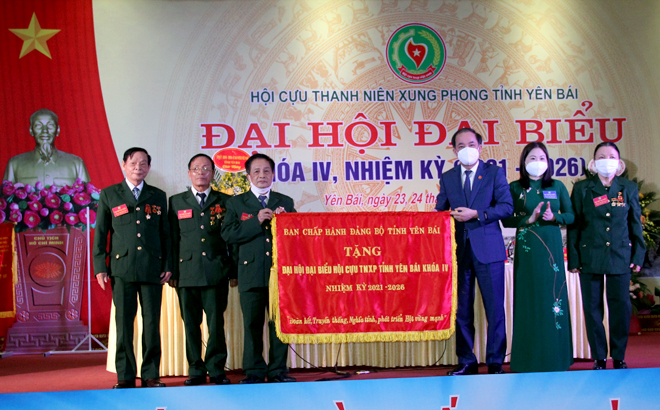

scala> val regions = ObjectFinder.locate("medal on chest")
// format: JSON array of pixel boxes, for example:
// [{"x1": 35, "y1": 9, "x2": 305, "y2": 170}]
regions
[{"x1": 610, "y1": 192, "x2": 626, "y2": 207}]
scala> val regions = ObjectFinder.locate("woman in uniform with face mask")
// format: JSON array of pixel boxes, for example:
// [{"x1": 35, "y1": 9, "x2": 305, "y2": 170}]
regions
[
  {"x1": 503, "y1": 142, "x2": 575, "y2": 372},
  {"x1": 568, "y1": 142, "x2": 645, "y2": 370}
]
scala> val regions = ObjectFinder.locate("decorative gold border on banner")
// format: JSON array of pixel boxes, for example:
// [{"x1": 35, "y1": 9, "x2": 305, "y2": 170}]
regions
[
  {"x1": 276, "y1": 329, "x2": 454, "y2": 344},
  {"x1": 12, "y1": 227, "x2": 16, "y2": 317},
  {"x1": 269, "y1": 216, "x2": 279, "y2": 323},
  {"x1": 0, "y1": 227, "x2": 17, "y2": 319},
  {"x1": 269, "y1": 212, "x2": 459, "y2": 344},
  {"x1": 449, "y1": 215, "x2": 457, "y2": 337}
]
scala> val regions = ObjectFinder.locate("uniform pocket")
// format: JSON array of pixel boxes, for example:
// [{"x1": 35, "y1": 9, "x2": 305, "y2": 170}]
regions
[
  {"x1": 111, "y1": 246, "x2": 128, "y2": 259},
  {"x1": 109, "y1": 246, "x2": 129, "y2": 274},
  {"x1": 579, "y1": 241, "x2": 590, "y2": 266},
  {"x1": 239, "y1": 251, "x2": 255, "y2": 268},
  {"x1": 621, "y1": 239, "x2": 632, "y2": 263},
  {"x1": 113, "y1": 213, "x2": 132, "y2": 226},
  {"x1": 179, "y1": 217, "x2": 196, "y2": 233},
  {"x1": 178, "y1": 250, "x2": 192, "y2": 264}
]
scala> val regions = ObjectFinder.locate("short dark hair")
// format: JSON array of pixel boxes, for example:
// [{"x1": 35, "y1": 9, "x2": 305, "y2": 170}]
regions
[
  {"x1": 451, "y1": 127, "x2": 482, "y2": 147},
  {"x1": 593, "y1": 141, "x2": 620, "y2": 158},
  {"x1": 519, "y1": 142, "x2": 553, "y2": 189},
  {"x1": 245, "y1": 153, "x2": 275, "y2": 173},
  {"x1": 30, "y1": 108, "x2": 58, "y2": 125},
  {"x1": 123, "y1": 147, "x2": 151, "y2": 165},
  {"x1": 188, "y1": 153, "x2": 215, "y2": 171}
]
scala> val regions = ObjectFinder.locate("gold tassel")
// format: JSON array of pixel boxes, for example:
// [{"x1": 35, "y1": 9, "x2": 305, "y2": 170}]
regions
[
  {"x1": 0, "y1": 227, "x2": 17, "y2": 319},
  {"x1": 276, "y1": 329, "x2": 456, "y2": 344},
  {"x1": 268, "y1": 216, "x2": 279, "y2": 324},
  {"x1": 449, "y1": 215, "x2": 457, "y2": 335},
  {"x1": 11, "y1": 228, "x2": 16, "y2": 317}
]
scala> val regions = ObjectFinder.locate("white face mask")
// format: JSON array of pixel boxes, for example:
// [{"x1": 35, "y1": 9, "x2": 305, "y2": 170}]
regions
[
  {"x1": 249, "y1": 180, "x2": 273, "y2": 196},
  {"x1": 457, "y1": 147, "x2": 480, "y2": 166},
  {"x1": 525, "y1": 161, "x2": 548, "y2": 177},
  {"x1": 595, "y1": 159, "x2": 619, "y2": 177}
]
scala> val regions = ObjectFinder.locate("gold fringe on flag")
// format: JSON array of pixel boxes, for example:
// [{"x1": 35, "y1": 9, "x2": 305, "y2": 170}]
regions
[
  {"x1": 268, "y1": 216, "x2": 279, "y2": 323},
  {"x1": 0, "y1": 227, "x2": 17, "y2": 319},
  {"x1": 269, "y1": 212, "x2": 459, "y2": 345}
]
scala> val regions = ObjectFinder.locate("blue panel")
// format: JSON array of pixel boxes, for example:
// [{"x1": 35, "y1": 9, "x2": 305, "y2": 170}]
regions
[{"x1": 1, "y1": 368, "x2": 658, "y2": 410}]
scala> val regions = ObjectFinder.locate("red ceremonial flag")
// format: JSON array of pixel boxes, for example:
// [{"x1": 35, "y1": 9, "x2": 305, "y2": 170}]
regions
[
  {"x1": 271, "y1": 212, "x2": 457, "y2": 343},
  {"x1": 0, "y1": 0, "x2": 123, "y2": 336}
]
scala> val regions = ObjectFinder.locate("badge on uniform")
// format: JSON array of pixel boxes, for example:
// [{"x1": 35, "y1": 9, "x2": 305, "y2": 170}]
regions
[
  {"x1": 611, "y1": 192, "x2": 626, "y2": 207},
  {"x1": 593, "y1": 195, "x2": 609, "y2": 207},
  {"x1": 241, "y1": 213, "x2": 253, "y2": 221},
  {"x1": 543, "y1": 191, "x2": 557, "y2": 199},
  {"x1": 178, "y1": 209, "x2": 193, "y2": 219},
  {"x1": 211, "y1": 204, "x2": 224, "y2": 215},
  {"x1": 112, "y1": 204, "x2": 129, "y2": 217}
]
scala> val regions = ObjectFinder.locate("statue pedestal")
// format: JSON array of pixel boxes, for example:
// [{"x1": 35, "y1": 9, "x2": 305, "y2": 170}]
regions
[{"x1": 6, "y1": 227, "x2": 88, "y2": 353}]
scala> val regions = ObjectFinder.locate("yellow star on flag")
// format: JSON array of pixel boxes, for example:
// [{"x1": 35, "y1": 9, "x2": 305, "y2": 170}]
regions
[{"x1": 9, "y1": 13, "x2": 61, "y2": 59}]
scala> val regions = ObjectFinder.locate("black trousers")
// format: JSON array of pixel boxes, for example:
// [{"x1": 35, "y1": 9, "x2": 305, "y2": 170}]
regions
[
  {"x1": 111, "y1": 277, "x2": 162, "y2": 381},
  {"x1": 239, "y1": 286, "x2": 288, "y2": 379},
  {"x1": 579, "y1": 272, "x2": 632, "y2": 361},
  {"x1": 178, "y1": 281, "x2": 229, "y2": 377}
]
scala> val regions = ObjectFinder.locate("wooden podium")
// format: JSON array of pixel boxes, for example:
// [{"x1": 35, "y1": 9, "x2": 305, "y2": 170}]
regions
[{"x1": 5, "y1": 227, "x2": 88, "y2": 353}]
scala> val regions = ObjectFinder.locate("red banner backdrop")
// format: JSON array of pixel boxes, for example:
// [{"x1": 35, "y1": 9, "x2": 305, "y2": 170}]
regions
[
  {"x1": 0, "y1": 223, "x2": 16, "y2": 351},
  {"x1": 270, "y1": 212, "x2": 456, "y2": 344},
  {"x1": 1, "y1": 0, "x2": 123, "y2": 336}
]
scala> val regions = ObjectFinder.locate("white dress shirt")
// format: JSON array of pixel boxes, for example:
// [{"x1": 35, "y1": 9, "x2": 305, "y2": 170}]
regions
[{"x1": 190, "y1": 186, "x2": 212, "y2": 205}]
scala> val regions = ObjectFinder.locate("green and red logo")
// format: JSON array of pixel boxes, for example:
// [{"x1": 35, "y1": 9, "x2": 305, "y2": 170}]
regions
[{"x1": 386, "y1": 23, "x2": 446, "y2": 84}]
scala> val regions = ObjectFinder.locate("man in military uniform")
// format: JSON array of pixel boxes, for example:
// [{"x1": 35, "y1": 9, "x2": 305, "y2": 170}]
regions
[
  {"x1": 221, "y1": 153, "x2": 296, "y2": 384},
  {"x1": 93, "y1": 147, "x2": 171, "y2": 389},
  {"x1": 3, "y1": 108, "x2": 89, "y2": 186},
  {"x1": 168, "y1": 154, "x2": 237, "y2": 386}
]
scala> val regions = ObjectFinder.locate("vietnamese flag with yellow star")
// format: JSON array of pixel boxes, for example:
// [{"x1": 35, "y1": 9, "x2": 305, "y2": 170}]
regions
[{"x1": 0, "y1": 0, "x2": 122, "y2": 342}]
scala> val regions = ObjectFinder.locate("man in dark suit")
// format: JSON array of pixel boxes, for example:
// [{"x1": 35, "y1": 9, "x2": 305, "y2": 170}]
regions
[
  {"x1": 168, "y1": 153, "x2": 237, "y2": 385},
  {"x1": 93, "y1": 147, "x2": 171, "y2": 389},
  {"x1": 435, "y1": 128, "x2": 513, "y2": 375},
  {"x1": 221, "y1": 153, "x2": 296, "y2": 384}
]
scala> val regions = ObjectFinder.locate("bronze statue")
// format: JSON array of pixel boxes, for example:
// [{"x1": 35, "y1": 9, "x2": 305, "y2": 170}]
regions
[{"x1": 3, "y1": 108, "x2": 90, "y2": 187}]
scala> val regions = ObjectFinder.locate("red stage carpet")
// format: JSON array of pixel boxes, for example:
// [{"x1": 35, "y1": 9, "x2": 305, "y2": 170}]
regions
[{"x1": 1, "y1": 332, "x2": 659, "y2": 393}]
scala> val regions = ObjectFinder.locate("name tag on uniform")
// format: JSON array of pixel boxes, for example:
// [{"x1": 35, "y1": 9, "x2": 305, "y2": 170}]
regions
[
  {"x1": 178, "y1": 209, "x2": 193, "y2": 219},
  {"x1": 112, "y1": 204, "x2": 128, "y2": 217},
  {"x1": 542, "y1": 191, "x2": 557, "y2": 199},
  {"x1": 593, "y1": 195, "x2": 609, "y2": 207}
]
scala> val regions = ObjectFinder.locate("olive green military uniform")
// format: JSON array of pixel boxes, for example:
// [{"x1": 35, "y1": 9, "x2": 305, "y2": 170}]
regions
[
  {"x1": 568, "y1": 175, "x2": 646, "y2": 361},
  {"x1": 93, "y1": 181, "x2": 171, "y2": 382},
  {"x1": 168, "y1": 189, "x2": 237, "y2": 379},
  {"x1": 220, "y1": 191, "x2": 295, "y2": 380}
]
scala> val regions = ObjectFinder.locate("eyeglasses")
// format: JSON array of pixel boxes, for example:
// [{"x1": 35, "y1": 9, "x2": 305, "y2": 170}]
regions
[{"x1": 190, "y1": 166, "x2": 212, "y2": 175}]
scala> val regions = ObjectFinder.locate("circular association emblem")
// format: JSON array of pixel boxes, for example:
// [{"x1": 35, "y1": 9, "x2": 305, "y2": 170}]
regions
[{"x1": 386, "y1": 23, "x2": 446, "y2": 85}]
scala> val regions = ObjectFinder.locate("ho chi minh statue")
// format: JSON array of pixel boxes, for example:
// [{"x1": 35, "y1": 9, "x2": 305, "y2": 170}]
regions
[{"x1": 3, "y1": 108, "x2": 90, "y2": 187}]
